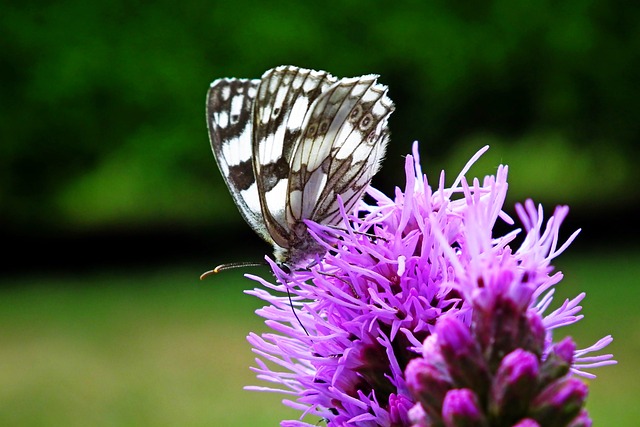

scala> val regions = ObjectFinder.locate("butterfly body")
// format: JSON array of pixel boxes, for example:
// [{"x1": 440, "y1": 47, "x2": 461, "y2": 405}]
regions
[{"x1": 206, "y1": 65, "x2": 394, "y2": 267}]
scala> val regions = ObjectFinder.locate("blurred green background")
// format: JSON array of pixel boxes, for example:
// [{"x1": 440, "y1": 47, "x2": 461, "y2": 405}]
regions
[{"x1": 2, "y1": 0, "x2": 638, "y2": 425}]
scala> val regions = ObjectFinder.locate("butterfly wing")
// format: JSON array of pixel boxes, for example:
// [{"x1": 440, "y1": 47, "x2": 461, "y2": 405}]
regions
[
  {"x1": 287, "y1": 74, "x2": 395, "y2": 230},
  {"x1": 206, "y1": 77, "x2": 275, "y2": 245},
  {"x1": 251, "y1": 65, "x2": 337, "y2": 249},
  {"x1": 207, "y1": 66, "x2": 395, "y2": 267}
]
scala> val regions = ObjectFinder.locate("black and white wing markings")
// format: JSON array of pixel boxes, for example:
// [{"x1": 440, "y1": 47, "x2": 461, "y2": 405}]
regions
[
  {"x1": 206, "y1": 77, "x2": 274, "y2": 244},
  {"x1": 252, "y1": 66, "x2": 337, "y2": 249},
  {"x1": 287, "y1": 74, "x2": 394, "y2": 232},
  {"x1": 206, "y1": 65, "x2": 395, "y2": 267}
]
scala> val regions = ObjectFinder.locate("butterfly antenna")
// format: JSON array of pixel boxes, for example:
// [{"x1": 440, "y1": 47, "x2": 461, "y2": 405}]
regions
[
  {"x1": 326, "y1": 224, "x2": 389, "y2": 242},
  {"x1": 200, "y1": 261, "x2": 266, "y2": 280},
  {"x1": 201, "y1": 261, "x2": 312, "y2": 337},
  {"x1": 286, "y1": 287, "x2": 310, "y2": 336}
]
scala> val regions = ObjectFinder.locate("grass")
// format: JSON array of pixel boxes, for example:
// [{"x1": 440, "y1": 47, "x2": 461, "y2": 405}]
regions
[{"x1": 0, "y1": 252, "x2": 638, "y2": 426}]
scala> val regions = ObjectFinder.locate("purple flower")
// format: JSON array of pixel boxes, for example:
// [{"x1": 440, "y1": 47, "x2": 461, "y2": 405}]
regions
[{"x1": 245, "y1": 143, "x2": 615, "y2": 426}]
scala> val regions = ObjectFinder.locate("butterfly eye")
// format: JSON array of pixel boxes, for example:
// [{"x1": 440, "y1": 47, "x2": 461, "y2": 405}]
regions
[{"x1": 359, "y1": 113, "x2": 374, "y2": 131}]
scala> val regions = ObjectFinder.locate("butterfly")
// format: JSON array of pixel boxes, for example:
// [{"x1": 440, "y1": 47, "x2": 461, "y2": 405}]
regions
[{"x1": 205, "y1": 65, "x2": 394, "y2": 271}]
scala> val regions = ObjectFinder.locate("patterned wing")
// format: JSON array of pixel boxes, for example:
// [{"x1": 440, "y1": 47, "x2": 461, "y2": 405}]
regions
[
  {"x1": 206, "y1": 77, "x2": 274, "y2": 244},
  {"x1": 287, "y1": 74, "x2": 394, "y2": 231},
  {"x1": 251, "y1": 65, "x2": 337, "y2": 249}
]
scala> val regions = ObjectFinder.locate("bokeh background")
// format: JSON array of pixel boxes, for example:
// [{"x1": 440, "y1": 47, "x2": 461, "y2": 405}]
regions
[{"x1": 2, "y1": 1, "x2": 638, "y2": 425}]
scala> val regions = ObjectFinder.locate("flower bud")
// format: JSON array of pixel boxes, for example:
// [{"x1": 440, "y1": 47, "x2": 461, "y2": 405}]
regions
[
  {"x1": 513, "y1": 419, "x2": 541, "y2": 427},
  {"x1": 406, "y1": 357, "x2": 452, "y2": 422},
  {"x1": 442, "y1": 388, "x2": 488, "y2": 427},
  {"x1": 567, "y1": 409, "x2": 592, "y2": 427},
  {"x1": 490, "y1": 349, "x2": 539, "y2": 422},
  {"x1": 437, "y1": 317, "x2": 490, "y2": 396},
  {"x1": 530, "y1": 377, "x2": 588, "y2": 427},
  {"x1": 540, "y1": 337, "x2": 576, "y2": 384}
]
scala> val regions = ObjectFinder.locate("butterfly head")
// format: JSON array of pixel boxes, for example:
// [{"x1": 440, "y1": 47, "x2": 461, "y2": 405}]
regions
[{"x1": 272, "y1": 226, "x2": 326, "y2": 271}]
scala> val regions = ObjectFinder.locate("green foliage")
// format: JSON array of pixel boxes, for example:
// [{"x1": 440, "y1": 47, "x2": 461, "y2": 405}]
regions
[
  {"x1": 2, "y1": 0, "x2": 638, "y2": 230},
  {"x1": 0, "y1": 266, "x2": 299, "y2": 426}
]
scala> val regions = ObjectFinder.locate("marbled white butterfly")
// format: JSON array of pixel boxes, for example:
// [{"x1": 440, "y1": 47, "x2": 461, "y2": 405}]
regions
[{"x1": 205, "y1": 65, "x2": 394, "y2": 270}]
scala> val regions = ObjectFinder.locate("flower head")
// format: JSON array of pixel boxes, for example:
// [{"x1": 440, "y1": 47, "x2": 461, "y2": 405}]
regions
[
  {"x1": 245, "y1": 143, "x2": 614, "y2": 426},
  {"x1": 405, "y1": 284, "x2": 592, "y2": 426}
]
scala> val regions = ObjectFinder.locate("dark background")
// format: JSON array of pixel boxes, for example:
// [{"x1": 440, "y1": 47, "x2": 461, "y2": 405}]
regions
[
  {"x1": 2, "y1": 0, "x2": 638, "y2": 277},
  {"x1": 1, "y1": 2, "x2": 638, "y2": 425}
]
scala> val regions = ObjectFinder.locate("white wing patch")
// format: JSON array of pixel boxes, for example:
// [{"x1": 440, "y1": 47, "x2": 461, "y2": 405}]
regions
[
  {"x1": 287, "y1": 96, "x2": 309, "y2": 131},
  {"x1": 220, "y1": 126, "x2": 252, "y2": 168}
]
